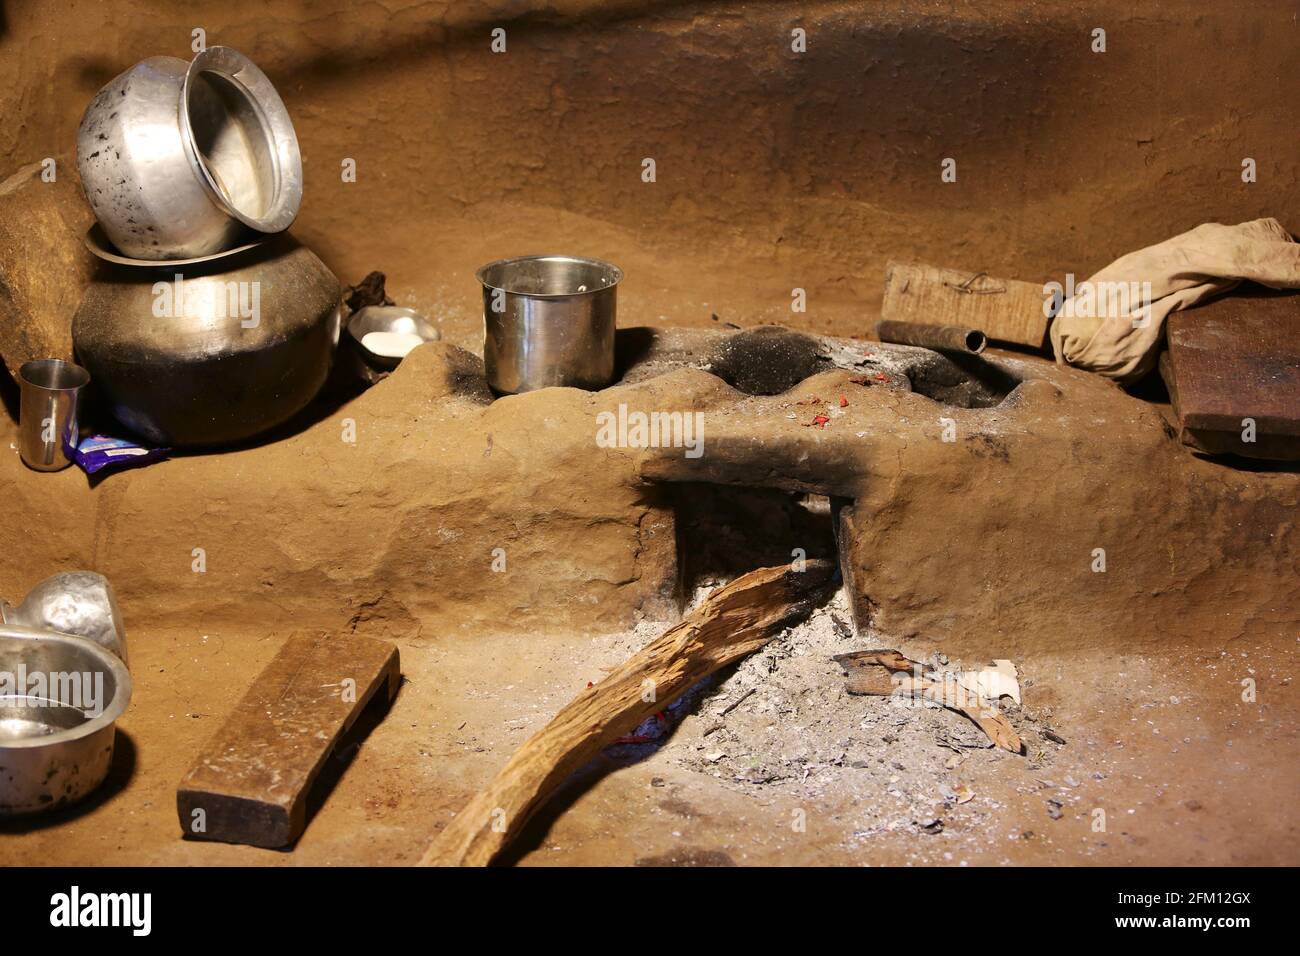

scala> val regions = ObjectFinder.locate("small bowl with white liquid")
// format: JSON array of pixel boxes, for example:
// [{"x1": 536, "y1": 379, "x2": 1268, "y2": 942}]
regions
[{"x1": 346, "y1": 306, "x2": 441, "y2": 381}]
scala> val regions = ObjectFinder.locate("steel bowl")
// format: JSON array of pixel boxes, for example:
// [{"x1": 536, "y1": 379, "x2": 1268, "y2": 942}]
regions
[
  {"x1": 346, "y1": 306, "x2": 441, "y2": 380},
  {"x1": 0, "y1": 627, "x2": 132, "y2": 816},
  {"x1": 478, "y1": 255, "x2": 621, "y2": 394},
  {"x1": 83, "y1": 222, "x2": 267, "y2": 268},
  {"x1": 77, "y1": 46, "x2": 302, "y2": 260}
]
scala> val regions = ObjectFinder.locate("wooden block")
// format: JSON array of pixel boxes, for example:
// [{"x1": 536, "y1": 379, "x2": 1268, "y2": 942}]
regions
[
  {"x1": 1160, "y1": 290, "x2": 1300, "y2": 461},
  {"x1": 177, "y1": 632, "x2": 400, "y2": 848},
  {"x1": 881, "y1": 261, "x2": 1051, "y2": 349}
]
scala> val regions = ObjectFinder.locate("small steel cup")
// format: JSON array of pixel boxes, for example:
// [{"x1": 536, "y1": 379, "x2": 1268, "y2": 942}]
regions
[
  {"x1": 18, "y1": 359, "x2": 90, "y2": 472},
  {"x1": 478, "y1": 255, "x2": 621, "y2": 395}
]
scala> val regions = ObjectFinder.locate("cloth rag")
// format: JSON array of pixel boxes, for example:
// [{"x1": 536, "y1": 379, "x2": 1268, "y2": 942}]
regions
[{"x1": 1049, "y1": 218, "x2": 1300, "y2": 382}]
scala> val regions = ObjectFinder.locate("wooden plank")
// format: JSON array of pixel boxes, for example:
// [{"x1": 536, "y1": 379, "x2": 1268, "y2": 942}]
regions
[
  {"x1": 881, "y1": 261, "x2": 1051, "y2": 349},
  {"x1": 177, "y1": 632, "x2": 400, "y2": 848},
  {"x1": 1160, "y1": 290, "x2": 1300, "y2": 460}
]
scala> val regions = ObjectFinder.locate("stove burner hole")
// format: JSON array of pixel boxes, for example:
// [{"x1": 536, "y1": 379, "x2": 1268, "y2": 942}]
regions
[
  {"x1": 708, "y1": 327, "x2": 831, "y2": 396},
  {"x1": 901, "y1": 350, "x2": 1021, "y2": 409}
]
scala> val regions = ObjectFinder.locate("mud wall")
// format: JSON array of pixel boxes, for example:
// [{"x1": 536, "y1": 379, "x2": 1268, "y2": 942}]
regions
[{"x1": 2, "y1": 0, "x2": 1296, "y2": 348}]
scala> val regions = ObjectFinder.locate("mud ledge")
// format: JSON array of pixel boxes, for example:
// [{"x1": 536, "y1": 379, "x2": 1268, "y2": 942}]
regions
[{"x1": 1, "y1": 327, "x2": 1295, "y2": 658}]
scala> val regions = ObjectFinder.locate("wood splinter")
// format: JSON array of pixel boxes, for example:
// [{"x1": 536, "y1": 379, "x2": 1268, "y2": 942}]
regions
[
  {"x1": 833, "y1": 648, "x2": 1023, "y2": 754},
  {"x1": 420, "y1": 559, "x2": 837, "y2": 867}
]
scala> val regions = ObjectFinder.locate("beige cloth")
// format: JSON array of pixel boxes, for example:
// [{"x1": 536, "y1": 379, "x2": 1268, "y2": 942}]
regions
[{"x1": 1050, "y1": 218, "x2": 1300, "y2": 383}]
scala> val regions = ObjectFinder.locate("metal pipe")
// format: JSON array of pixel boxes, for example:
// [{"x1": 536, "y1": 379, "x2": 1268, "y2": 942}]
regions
[{"x1": 876, "y1": 320, "x2": 987, "y2": 356}]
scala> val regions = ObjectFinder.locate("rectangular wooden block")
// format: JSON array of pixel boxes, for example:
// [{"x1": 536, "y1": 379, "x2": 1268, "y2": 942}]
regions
[
  {"x1": 1160, "y1": 290, "x2": 1300, "y2": 461},
  {"x1": 881, "y1": 260, "x2": 1051, "y2": 349},
  {"x1": 177, "y1": 632, "x2": 400, "y2": 848}
]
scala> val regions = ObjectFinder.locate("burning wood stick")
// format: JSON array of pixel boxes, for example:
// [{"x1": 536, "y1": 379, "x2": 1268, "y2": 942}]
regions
[{"x1": 420, "y1": 560, "x2": 837, "y2": 867}]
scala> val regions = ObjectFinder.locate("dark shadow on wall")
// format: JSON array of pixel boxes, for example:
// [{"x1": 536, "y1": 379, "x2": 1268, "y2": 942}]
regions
[
  {"x1": 277, "y1": 1, "x2": 1084, "y2": 180},
  {"x1": 0, "y1": 360, "x2": 18, "y2": 424},
  {"x1": 258, "y1": 0, "x2": 1098, "y2": 277}
]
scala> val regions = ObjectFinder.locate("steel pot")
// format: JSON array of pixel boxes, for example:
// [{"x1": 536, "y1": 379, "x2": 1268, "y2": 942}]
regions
[
  {"x1": 1, "y1": 571, "x2": 130, "y2": 665},
  {"x1": 0, "y1": 627, "x2": 132, "y2": 816},
  {"x1": 0, "y1": 572, "x2": 131, "y2": 817},
  {"x1": 478, "y1": 255, "x2": 621, "y2": 394},
  {"x1": 72, "y1": 235, "x2": 341, "y2": 447},
  {"x1": 77, "y1": 46, "x2": 302, "y2": 260}
]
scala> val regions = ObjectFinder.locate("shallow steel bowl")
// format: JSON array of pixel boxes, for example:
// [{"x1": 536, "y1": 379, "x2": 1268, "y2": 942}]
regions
[{"x1": 346, "y1": 306, "x2": 441, "y2": 377}]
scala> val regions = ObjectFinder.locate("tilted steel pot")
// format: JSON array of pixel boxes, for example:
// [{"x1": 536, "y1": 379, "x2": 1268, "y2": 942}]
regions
[
  {"x1": 0, "y1": 628, "x2": 132, "y2": 816},
  {"x1": 77, "y1": 46, "x2": 302, "y2": 260}
]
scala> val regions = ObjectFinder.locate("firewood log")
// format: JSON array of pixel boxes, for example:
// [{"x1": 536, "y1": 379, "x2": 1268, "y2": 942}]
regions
[{"x1": 420, "y1": 560, "x2": 837, "y2": 866}]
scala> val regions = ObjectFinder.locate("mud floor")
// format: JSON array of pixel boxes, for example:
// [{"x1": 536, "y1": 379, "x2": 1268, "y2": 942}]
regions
[{"x1": 2, "y1": 584, "x2": 1294, "y2": 866}]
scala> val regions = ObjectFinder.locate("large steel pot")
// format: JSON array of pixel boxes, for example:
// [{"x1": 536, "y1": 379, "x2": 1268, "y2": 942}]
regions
[
  {"x1": 72, "y1": 235, "x2": 341, "y2": 447},
  {"x1": 76, "y1": 47, "x2": 302, "y2": 260},
  {"x1": 478, "y1": 255, "x2": 621, "y2": 394}
]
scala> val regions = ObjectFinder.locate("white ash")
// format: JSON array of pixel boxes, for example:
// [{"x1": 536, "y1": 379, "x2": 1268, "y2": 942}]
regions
[{"x1": 623, "y1": 587, "x2": 1057, "y2": 840}]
